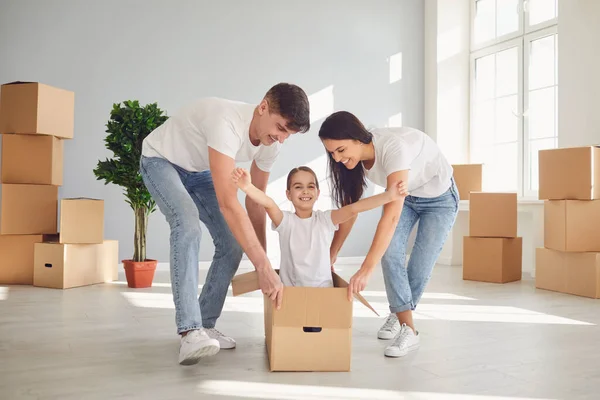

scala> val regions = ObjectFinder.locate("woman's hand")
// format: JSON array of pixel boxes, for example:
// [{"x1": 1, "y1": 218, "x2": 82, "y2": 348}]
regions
[{"x1": 347, "y1": 265, "x2": 374, "y2": 301}]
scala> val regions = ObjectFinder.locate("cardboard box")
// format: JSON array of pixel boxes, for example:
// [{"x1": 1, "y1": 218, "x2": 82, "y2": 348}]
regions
[
  {"x1": 231, "y1": 270, "x2": 378, "y2": 372},
  {"x1": 538, "y1": 146, "x2": 600, "y2": 200},
  {"x1": 463, "y1": 236, "x2": 522, "y2": 283},
  {"x1": 469, "y1": 192, "x2": 517, "y2": 238},
  {"x1": 0, "y1": 81, "x2": 74, "y2": 139},
  {"x1": 59, "y1": 198, "x2": 104, "y2": 244},
  {"x1": 33, "y1": 240, "x2": 119, "y2": 289},
  {"x1": 535, "y1": 248, "x2": 600, "y2": 299},
  {"x1": 544, "y1": 200, "x2": 600, "y2": 252},
  {"x1": 1, "y1": 134, "x2": 64, "y2": 185},
  {"x1": 0, "y1": 234, "x2": 47, "y2": 284},
  {"x1": 0, "y1": 184, "x2": 58, "y2": 234},
  {"x1": 452, "y1": 164, "x2": 483, "y2": 200}
]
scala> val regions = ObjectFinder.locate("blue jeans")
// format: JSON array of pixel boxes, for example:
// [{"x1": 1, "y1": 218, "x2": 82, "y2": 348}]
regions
[
  {"x1": 139, "y1": 156, "x2": 244, "y2": 334},
  {"x1": 381, "y1": 179, "x2": 459, "y2": 313}
]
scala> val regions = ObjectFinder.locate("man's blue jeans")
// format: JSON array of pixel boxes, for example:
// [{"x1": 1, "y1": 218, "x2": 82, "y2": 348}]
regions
[{"x1": 140, "y1": 155, "x2": 243, "y2": 334}]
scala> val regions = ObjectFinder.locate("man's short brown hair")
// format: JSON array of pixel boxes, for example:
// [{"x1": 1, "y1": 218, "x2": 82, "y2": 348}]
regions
[{"x1": 264, "y1": 83, "x2": 310, "y2": 133}]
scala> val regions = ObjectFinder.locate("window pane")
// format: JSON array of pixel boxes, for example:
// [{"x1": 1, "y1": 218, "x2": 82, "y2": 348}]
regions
[
  {"x1": 495, "y1": 95, "x2": 518, "y2": 143},
  {"x1": 529, "y1": 0, "x2": 557, "y2": 26},
  {"x1": 529, "y1": 138, "x2": 557, "y2": 191},
  {"x1": 489, "y1": 142, "x2": 519, "y2": 192},
  {"x1": 473, "y1": 100, "x2": 495, "y2": 149},
  {"x1": 496, "y1": 46, "x2": 519, "y2": 97},
  {"x1": 475, "y1": 54, "x2": 496, "y2": 101},
  {"x1": 497, "y1": 0, "x2": 519, "y2": 37},
  {"x1": 529, "y1": 34, "x2": 556, "y2": 90},
  {"x1": 528, "y1": 87, "x2": 555, "y2": 139},
  {"x1": 474, "y1": 0, "x2": 496, "y2": 45}
]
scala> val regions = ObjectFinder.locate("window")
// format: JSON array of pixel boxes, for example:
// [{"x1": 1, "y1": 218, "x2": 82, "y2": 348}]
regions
[{"x1": 470, "y1": 0, "x2": 557, "y2": 196}]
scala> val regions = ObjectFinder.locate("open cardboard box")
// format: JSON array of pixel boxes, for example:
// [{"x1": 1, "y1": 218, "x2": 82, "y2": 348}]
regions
[{"x1": 232, "y1": 270, "x2": 378, "y2": 372}]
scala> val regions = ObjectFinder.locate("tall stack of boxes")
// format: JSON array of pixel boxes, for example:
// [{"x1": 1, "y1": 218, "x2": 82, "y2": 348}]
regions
[
  {"x1": 536, "y1": 146, "x2": 600, "y2": 299},
  {"x1": 0, "y1": 81, "x2": 118, "y2": 289},
  {"x1": 463, "y1": 192, "x2": 523, "y2": 283}
]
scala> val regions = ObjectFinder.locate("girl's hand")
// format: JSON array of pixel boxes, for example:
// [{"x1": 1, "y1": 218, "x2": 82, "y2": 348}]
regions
[
  {"x1": 390, "y1": 180, "x2": 409, "y2": 200},
  {"x1": 347, "y1": 266, "x2": 374, "y2": 301},
  {"x1": 231, "y1": 167, "x2": 251, "y2": 190}
]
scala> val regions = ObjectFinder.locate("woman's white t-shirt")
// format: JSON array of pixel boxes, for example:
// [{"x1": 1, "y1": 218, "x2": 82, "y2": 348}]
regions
[
  {"x1": 365, "y1": 127, "x2": 453, "y2": 198},
  {"x1": 272, "y1": 210, "x2": 339, "y2": 288}
]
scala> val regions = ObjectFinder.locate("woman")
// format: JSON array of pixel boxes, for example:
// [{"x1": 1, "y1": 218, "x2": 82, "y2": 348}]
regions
[{"x1": 319, "y1": 111, "x2": 459, "y2": 358}]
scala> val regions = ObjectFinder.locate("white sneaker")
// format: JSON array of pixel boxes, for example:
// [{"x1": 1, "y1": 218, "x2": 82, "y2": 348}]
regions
[
  {"x1": 178, "y1": 329, "x2": 220, "y2": 365},
  {"x1": 204, "y1": 328, "x2": 236, "y2": 349},
  {"x1": 377, "y1": 313, "x2": 401, "y2": 340},
  {"x1": 384, "y1": 323, "x2": 420, "y2": 358}
]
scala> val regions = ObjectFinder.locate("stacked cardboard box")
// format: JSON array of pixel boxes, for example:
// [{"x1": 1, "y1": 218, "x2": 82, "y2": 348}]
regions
[
  {"x1": 452, "y1": 163, "x2": 483, "y2": 200},
  {"x1": 0, "y1": 81, "x2": 118, "y2": 288},
  {"x1": 33, "y1": 198, "x2": 119, "y2": 289},
  {"x1": 0, "y1": 82, "x2": 72, "y2": 284},
  {"x1": 536, "y1": 146, "x2": 600, "y2": 299},
  {"x1": 463, "y1": 192, "x2": 523, "y2": 283}
]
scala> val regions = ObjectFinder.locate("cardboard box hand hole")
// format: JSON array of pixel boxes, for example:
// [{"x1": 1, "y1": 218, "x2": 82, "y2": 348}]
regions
[{"x1": 231, "y1": 270, "x2": 378, "y2": 372}]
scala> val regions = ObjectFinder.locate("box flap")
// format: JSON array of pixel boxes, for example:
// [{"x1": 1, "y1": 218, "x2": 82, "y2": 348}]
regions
[
  {"x1": 231, "y1": 270, "x2": 379, "y2": 316},
  {"x1": 2, "y1": 81, "x2": 36, "y2": 86},
  {"x1": 62, "y1": 197, "x2": 103, "y2": 201},
  {"x1": 332, "y1": 272, "x2": 379, "y2": 316}
]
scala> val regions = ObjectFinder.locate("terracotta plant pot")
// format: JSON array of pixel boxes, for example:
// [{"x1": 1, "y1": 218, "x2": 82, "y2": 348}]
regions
[{"x1": 123, "y1": 259, "x2": 157, "y2": 288}]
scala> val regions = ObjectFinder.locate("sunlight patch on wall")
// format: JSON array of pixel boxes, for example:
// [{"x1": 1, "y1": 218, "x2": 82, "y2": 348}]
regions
[
  {"x1": 308, "y1": 85, "x2": 334, "y2": 124},
  {"x1": 387, "y1": 111, "x2": 403, "y2": 127},
  {"x1": 389, "y1": 52, "x2": 403, "y2": 83}
]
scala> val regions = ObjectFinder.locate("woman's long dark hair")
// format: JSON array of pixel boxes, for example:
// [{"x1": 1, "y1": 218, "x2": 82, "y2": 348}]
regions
[{"x1": 318, "y1": 111, "x2": 372, "y2": 207}]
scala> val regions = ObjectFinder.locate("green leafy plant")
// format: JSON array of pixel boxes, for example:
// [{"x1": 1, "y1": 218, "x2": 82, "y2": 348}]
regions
[{"x1": 93, "y1": 100, "x2": 168, "y2": 262}]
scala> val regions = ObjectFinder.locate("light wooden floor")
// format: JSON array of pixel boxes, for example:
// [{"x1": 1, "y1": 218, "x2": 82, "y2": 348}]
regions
[{"x1": 1, "y1": 263, "x2": 599, "y2": 400}]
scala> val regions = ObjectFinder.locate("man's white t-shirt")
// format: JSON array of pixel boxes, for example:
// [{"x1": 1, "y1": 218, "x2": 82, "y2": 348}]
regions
[
  {"x1": 364, "y1": 127, "x2": 453, "y2": 198},
  {"x1": 142, "y1": 97, "x2": 281, "y2": 172},
  {"x1": 273, "y1": 210, "x2": 339, "y2": 288}
]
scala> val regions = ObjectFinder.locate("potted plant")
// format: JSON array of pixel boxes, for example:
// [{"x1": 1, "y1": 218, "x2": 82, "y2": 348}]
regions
[{"x1": 94, "y1": 100, "x2": 168, "y2": 288}]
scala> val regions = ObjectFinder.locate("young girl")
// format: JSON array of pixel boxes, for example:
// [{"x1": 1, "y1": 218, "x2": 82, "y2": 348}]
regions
[{"x1": 231, "y1": 166, "x2": 407, "y2": 288}]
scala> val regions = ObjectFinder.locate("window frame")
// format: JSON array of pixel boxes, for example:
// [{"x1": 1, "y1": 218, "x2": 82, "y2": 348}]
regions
[
  {"x1": 469, "y1": 0, "x2": 558, "y2": 198},
  {"x1": 522, "y1": 25, "x2": 559, "y2": 198}
]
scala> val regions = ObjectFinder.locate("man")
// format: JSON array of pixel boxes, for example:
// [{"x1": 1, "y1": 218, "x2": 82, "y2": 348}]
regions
[{"x1": 140, "y1": 83, "x2": 310, "y2": 365}]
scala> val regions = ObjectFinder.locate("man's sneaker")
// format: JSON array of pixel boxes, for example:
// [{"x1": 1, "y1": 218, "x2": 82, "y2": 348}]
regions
[
  {"x1": 377, "y1": 313, "x2": 401, "y2": 339},
  {"x1": 204, "y1": 328, "x2": 236, "y2": 349},
  {"x1": 178, "y1": 329, "x2": 220, "y2": 365},
  {"x1": 384, "y1": 323, "x2": 420, "y2": 358}
]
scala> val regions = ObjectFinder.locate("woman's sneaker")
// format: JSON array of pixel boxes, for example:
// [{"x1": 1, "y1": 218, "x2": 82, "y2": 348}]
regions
[
  {"x1": 384, "y1": 323, "x2": 420, "y2": 357},
  {"x1": 178, "y1": 329, "x2": 220, "y2": 365},
  {"x1": 377, "y1": 313, "x2": 401, "y2": 339}
]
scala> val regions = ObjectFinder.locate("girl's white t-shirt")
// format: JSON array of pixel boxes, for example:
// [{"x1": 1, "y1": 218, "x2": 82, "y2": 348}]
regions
[
  {"x1": 272, "y1": 210, "x2": 339, "y2": 288},
  {"x1": 365, "y1": 127, "x2": 453, "y2": 198}
]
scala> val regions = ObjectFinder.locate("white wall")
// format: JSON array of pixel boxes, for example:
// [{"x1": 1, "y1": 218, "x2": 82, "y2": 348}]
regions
[
  {"x1": 424, "y1": 0, "x2": 470, "y2": 164},
  {"x1": 557, "y1": 0, "x2": 600, "y2": 148},
  {"x1": 0, "y1": 0, "x2": 425, "y2": 263}
]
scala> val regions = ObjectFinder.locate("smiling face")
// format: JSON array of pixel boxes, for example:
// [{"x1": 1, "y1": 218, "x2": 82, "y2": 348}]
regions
[
  {"x1": 321, "y1": 138, "x2": 364, "y2": 170},
  {"x1": 286, "y1": 169, "x2": 320, "y2": 212},
  {"x1": 251, "y1": 99, "x2": 297, "y2": 146}
]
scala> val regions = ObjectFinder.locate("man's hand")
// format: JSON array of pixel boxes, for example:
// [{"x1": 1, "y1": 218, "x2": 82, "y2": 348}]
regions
[
  {"x1": 231, "y1": 167, "x2": 251, "y2": 191},
  {"x1": 256, "y1": 265, "x2": 284, "y2": 309},
  {"x1": 347, "y1": 265, "x2": 374, "y2": 301}
]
